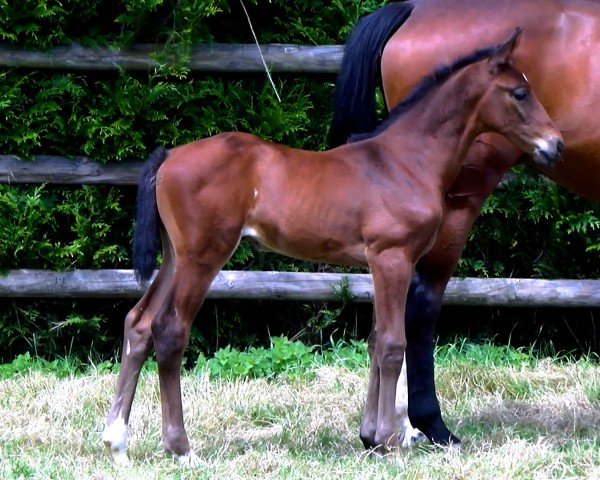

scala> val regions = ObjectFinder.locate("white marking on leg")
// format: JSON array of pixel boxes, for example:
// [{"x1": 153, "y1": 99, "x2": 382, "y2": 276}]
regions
[
  {"x1": 178, "y1": 451, "x2": 202, "y2": 468},
  {"x1": 126, "y1": 339, "x2": 131, "y2": 356},
  {"x1": 396, "y1": 354, "x2": 426, "y2": 448},
  {"x1": 401, "y1": 420, "x2": 426, "y2": 448},
  {"x1": 102, "y1": 414, "x2": 129, "y2": 465}
]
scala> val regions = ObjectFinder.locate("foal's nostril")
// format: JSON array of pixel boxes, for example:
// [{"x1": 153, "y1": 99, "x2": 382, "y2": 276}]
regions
[{"x1": 556, "y1": 140, "x2": 564, "y2": 156}]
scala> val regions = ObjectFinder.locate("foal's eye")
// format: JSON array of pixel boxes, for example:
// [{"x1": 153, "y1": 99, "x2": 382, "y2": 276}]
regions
[{"x1": 511, "y1": 88, "x2": 529, "y2": 102}]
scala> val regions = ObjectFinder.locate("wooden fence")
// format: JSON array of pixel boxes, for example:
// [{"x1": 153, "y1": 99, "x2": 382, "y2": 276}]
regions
[
  {"x1": 0, "y1": 43, "x2": 343, "y2": 73},
  {"x1": 0, "y1": 269, "x2": 598, "y2": 307},
  {"x1": 0, "y1": 43, "x2": 598, "y2": 307}
]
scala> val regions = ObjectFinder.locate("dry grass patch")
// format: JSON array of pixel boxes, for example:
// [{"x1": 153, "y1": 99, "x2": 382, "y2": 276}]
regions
[{"x1": 1, "y1": 354, "x2": 598, "y2": 479}]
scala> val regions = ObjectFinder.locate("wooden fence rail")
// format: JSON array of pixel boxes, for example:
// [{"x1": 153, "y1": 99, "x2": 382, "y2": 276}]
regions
[
  {"x1": 0, "y1": 270, "x2": 598, "y2": 307},
  {"x1": 0, "y1": 155, "x2": 143, "y2": 185},
  {"x1": 0, "y1": 44, "x2": 344, "y2": 73},
  {"x1": 0, "y1": 156, "x2": 525, "y2": 187},
  {"x1": 0, "y1": 44, "x2": 596, "y2": 309}
]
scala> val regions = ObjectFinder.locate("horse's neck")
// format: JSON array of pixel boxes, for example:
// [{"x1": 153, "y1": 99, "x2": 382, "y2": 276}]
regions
[{"x1": 386, "y1": 69, "x2": 485, "y2": 191}]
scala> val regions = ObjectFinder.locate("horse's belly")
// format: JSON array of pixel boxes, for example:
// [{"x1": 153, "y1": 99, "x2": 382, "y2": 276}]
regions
[{"x1": 241, "y1": 223, "x2": 368, "y2": 267}]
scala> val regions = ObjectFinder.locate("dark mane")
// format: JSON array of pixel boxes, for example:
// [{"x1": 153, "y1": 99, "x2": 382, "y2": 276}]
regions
[{"x1": 348, "y1": 44, "x2": 498, "y2": 143}]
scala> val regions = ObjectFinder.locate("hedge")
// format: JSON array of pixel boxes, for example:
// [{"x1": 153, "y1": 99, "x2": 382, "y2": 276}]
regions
[{"x1": 0, "y1": 0, "x2": 597, "y2": 360}]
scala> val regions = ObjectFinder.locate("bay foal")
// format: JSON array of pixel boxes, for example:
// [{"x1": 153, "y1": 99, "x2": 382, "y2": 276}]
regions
[{"x1": 103, "y1": 30, "x2": 562, "y2": 465}]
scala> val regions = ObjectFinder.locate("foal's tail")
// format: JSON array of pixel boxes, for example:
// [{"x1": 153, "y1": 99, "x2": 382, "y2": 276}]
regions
[
  {"x1": 328, "y1": 2, "x2": 414, "y2": 146},
  {"x1": 132, "y1": 146, "x2": 169, "y2": 285}
]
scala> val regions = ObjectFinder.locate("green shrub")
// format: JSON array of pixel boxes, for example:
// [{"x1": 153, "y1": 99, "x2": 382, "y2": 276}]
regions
[
  {"x1": 0, "y1": 0, "x2": 597, "y2": 361},
  {"x1": 199, "y1": 336, "x2": 315, "y2": 379},
  {"x1": 458, "y1": 170, "x2": 600, "y2": 279}
]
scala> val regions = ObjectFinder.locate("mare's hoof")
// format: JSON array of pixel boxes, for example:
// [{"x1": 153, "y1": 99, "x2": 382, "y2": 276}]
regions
[
  {"x1": 432, "y1": 436, "x2": 462, "y2": 451},
  {"x1": 400, "y1": 427, "x2": 427, "y2": 448}
]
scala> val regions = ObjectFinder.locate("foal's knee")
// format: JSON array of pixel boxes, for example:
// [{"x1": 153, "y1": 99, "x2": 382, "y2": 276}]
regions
[{"x1": 377, "y1": 338, "x2": 406, "y2": 375}]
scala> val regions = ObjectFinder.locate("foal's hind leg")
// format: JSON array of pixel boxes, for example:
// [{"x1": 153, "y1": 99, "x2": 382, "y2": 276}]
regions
[
  {"x1": 395, "y1": 351, "x2": 426, "y2": 447},
  {"x1": 151, "y1": 239, "x2": 237, "y2": 465},
  {"x1": 103, "y1": 255, "x2": 174, "y2": 464}
]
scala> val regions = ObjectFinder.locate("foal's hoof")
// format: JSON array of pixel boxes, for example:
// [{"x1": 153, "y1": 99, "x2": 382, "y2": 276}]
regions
[
  {"x1": 105, "y1": 447, "x2": 130, "y2": 466},
  {"x1": 102, "y1": 419, "x2": 130, "y2": 466},
  {"x1": 176, "y1": 451, "x2": 203, "y2": 468}
]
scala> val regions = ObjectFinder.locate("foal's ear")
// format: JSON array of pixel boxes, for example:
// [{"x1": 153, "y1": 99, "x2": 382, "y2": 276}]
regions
[{"x1": 489, "y1": 27, "x2": 523, "y2": 74}]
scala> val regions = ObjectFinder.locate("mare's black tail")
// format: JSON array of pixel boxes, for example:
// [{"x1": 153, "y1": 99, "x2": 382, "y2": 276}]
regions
[
  {"x1": 328, "y1": 2, "x2": 414, "y2": 146},
  {"x1": 132, "y1": 146, "x2": 169, "y2": 285}
]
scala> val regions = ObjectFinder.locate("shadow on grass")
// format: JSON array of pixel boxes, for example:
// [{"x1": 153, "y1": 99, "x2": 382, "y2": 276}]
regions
[{"x1": 457, "y1": 399, "x2": 600, "y2": 445}]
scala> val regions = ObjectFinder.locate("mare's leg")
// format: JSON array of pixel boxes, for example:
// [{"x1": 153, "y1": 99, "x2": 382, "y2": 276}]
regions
[
  {"x1": 404, "y1": 269, "x2": 459, "y2": 446},
  {"x1": 103, "y1": 250, "x2": 174, "y2": 464},
  {"x1": 367, "y1": 247, "x2": 413, "y2": 450},
  {"x1": 402, "y1": 138, "x2": 521, "y2": 446}
]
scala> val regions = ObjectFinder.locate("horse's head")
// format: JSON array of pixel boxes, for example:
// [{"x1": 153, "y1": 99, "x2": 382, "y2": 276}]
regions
[{"x1": 476, "y1": 28, "x2": 563, "y2": 167}]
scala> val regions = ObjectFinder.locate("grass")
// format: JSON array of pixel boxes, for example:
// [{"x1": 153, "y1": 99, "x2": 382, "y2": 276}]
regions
[{"x1": 0, "y1": 340, "x2": 598, "y2": 479}]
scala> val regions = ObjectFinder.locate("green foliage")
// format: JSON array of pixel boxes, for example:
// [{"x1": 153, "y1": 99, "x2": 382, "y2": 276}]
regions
[
  {"x1": 0, "y1": 351, "x2": 80, "y2": 379},
  {"x1": 199, "y1": 336, "x2": 315, "y2": 379},
  {"x1": 0, "y1": 1, "x2": 597, "y2": 363},
  {"x1": 297, "y1": 277, "x2": 359, "y2": 342},
  {"x1": 457, "y1": 170, "x2": 600, "y2": 279},
  {"x1": 198, "y1": 336, "x2": 371, "y2": 380},
  {"x1": 435, "y1": 339, "x2": 537, "y2": 369},
  {"x1": 0, "y1": 0, "x2": 382, "y2": 49},
  {"x1": 0, "y1": 336, "x2": 369, "y2": 380},
  {"x1": 0, "y1": 184, "x2": 131, "y2": 269},
  {"x1": 0, "y1": 299, "x2": 130, "y2": 361},
  {"x1": 0, "y1": 71, "x2": 321, "y2": 161},
  {"x1": 317, "y1": 337, "x2": 369, "y2": 370},
  {"x1": 1, "y1": 338, "x2": 595, "y2": 382}
]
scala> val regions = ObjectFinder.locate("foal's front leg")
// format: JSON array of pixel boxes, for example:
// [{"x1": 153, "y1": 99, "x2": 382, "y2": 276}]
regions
[
  {"x1": 360, "y1": 325, "x2": 380, "y2": 450},
  {"x1": 366, "y1": 247, "x2": 413, "y2": 450}
]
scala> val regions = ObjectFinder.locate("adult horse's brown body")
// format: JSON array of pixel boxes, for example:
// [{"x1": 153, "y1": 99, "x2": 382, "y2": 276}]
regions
[
  {"x1": 103, "y1": 32, "x2": 562, "y2": 464},
  {"x1": 330, "y1": 0, "x2": 600, "y2": 448}
]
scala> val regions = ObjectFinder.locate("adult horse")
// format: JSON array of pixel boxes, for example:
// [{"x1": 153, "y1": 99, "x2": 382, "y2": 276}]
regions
[
  {"x1": 102, "y1": 32, "x2": 562, "y2": 464},
  {"x1": 330, "y1": 0, "x2": 600, "y2": 449}
]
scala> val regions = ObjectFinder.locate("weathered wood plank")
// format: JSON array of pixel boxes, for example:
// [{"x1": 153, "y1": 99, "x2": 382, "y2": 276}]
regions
[
  {"x1": 0, "y1": 270, "x2": 598, "y2": 307},
  {"x1": 0, "y1": 156, "x2": 524, "y2": 186},
  {"x1": 0, "y1": 44, "x2": 344, "y2": 73},
  {"x1": 0, "y1": 155, "x2": 143, "y2": 185}
]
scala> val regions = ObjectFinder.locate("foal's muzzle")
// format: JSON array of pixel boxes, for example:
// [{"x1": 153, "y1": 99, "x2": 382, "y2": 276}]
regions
[{"x1": 532, "y1": 137, "x2": 563, "y2": 167}]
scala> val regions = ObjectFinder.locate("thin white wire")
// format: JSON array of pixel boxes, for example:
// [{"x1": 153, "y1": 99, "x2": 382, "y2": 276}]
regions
[{"x1": 239, "y1": 0, "x2": 282, "y2": 102}]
